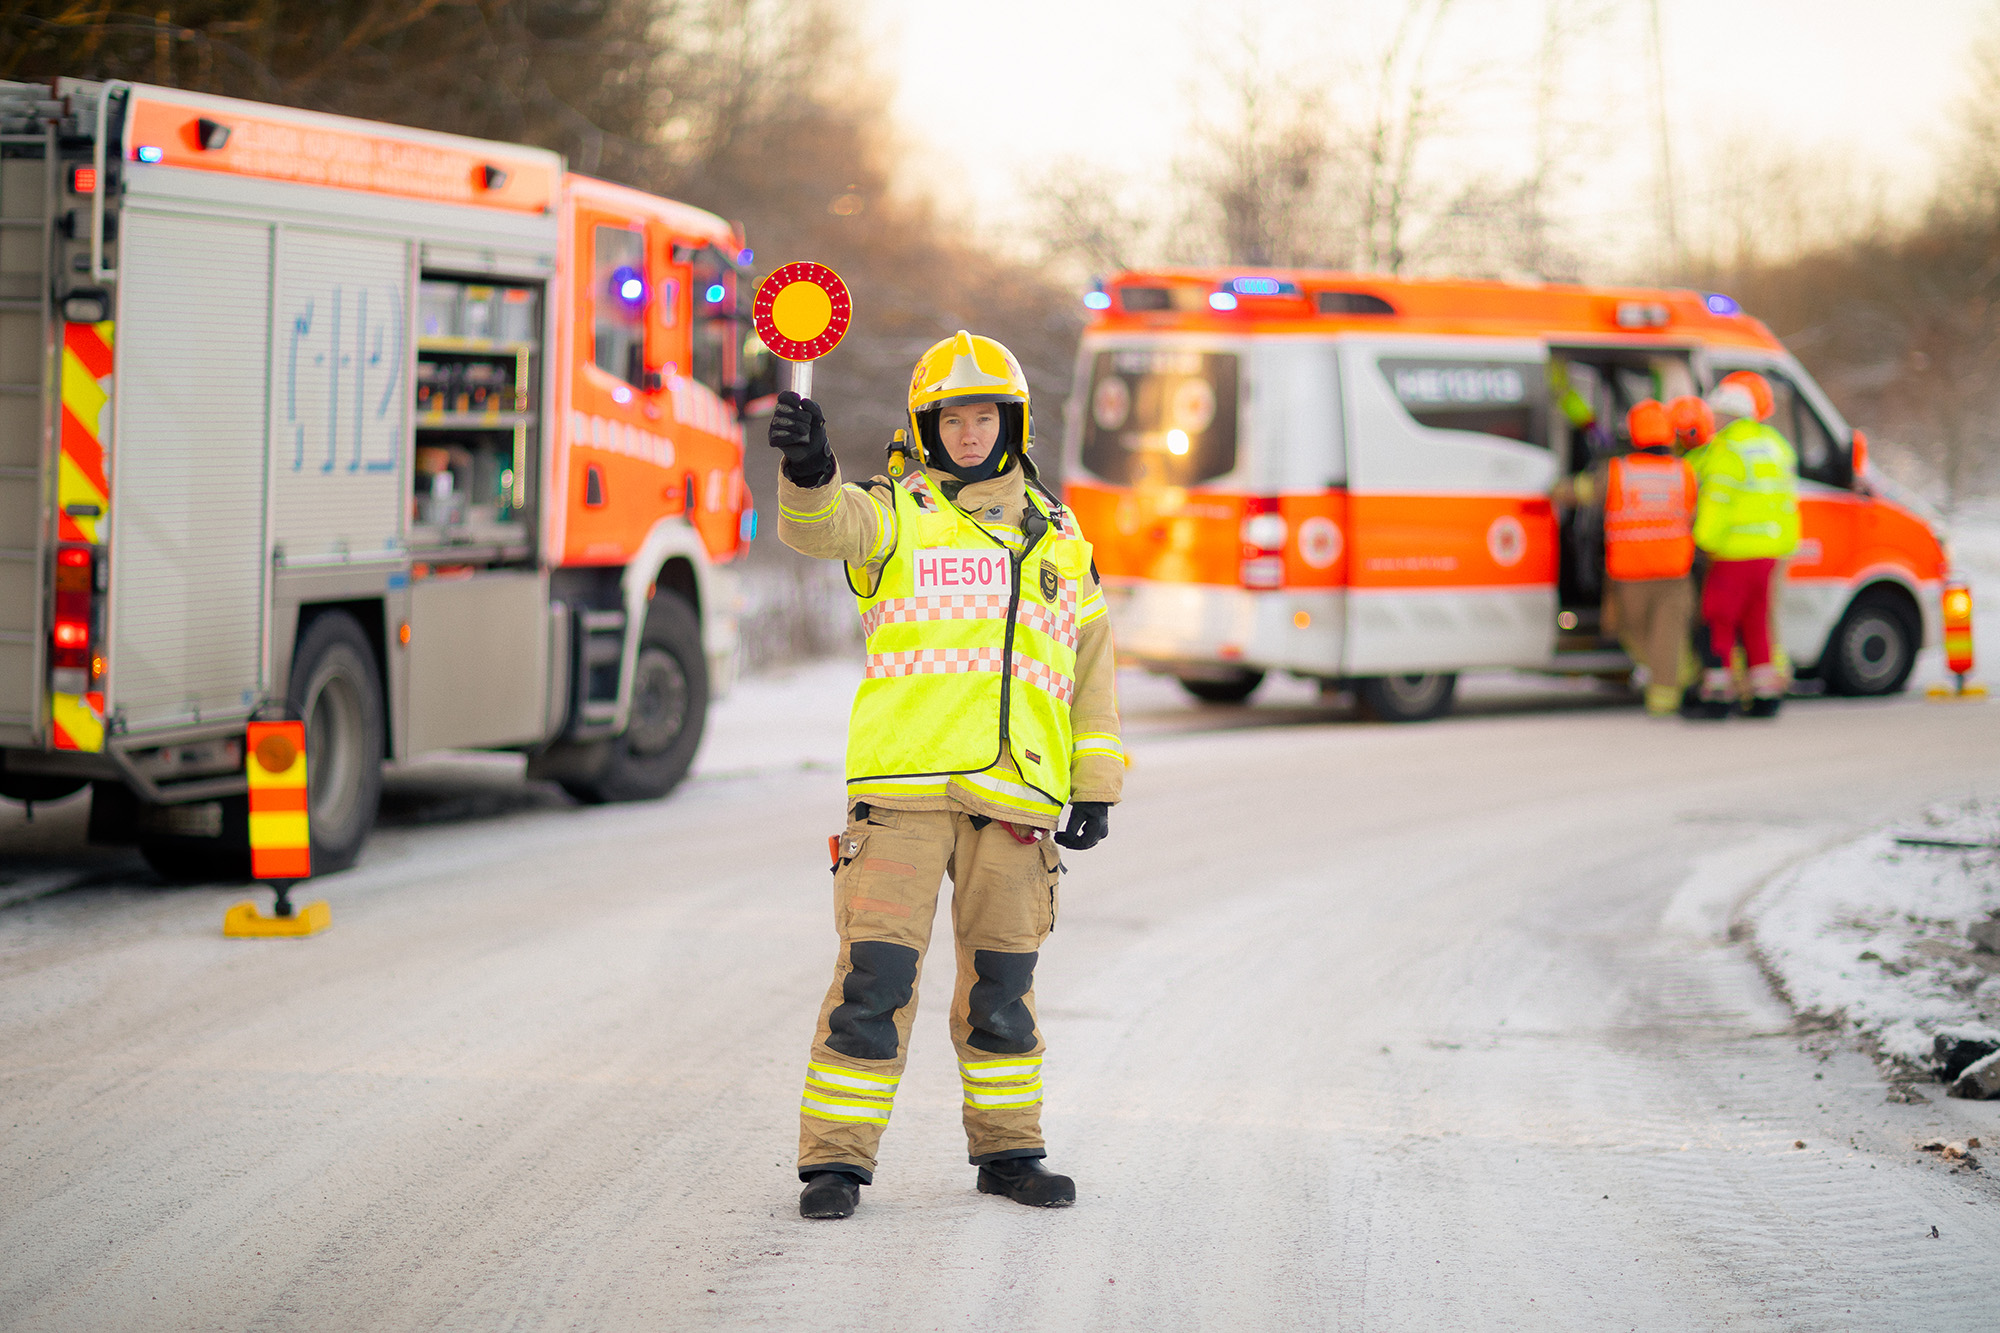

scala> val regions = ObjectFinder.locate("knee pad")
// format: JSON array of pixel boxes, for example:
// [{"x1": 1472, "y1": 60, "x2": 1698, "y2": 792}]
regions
[
  {"x1": 966, "y1": 949, "x2": 1039, "y2": 1054},
  {"x1": 826, "y1": 940, "x2": 919, "y2": 1061}
]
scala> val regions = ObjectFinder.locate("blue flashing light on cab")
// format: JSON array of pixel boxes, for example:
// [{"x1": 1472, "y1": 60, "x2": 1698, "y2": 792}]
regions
[
  {"x1": 135, "y1": 145, "x2": 164, "y2": 163},
  {"x1": 704, "y1": 283, "x2": 727, "y2": 304},
  {"x1": 1083, "y1": 291, "x2": 1112, "y2": 310},
  {"x1": 611, "y1": 265, "x2": 646, "y2": 306},
  {"x1": 1704, "y1": 292, "x2": 1741, "y2": 316},
  {"x1": 1230, "y1": 276, "x2": 1288, "y2": 296},
  {"x1": 1208, "y1": 291, "x2": 1239, "y2": 311}
]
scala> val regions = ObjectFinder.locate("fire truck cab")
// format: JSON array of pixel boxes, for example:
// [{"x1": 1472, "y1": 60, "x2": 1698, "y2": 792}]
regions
[
  {"x1": 1066, "y1": 270, "x2": 1955, "y2": 720},
  {"x1": 0, "y1": 79, "x2": 756, "y2": 876}
]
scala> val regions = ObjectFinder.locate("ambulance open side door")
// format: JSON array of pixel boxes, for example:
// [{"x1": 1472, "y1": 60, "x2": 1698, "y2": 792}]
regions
[{"x1": 1338, "y1": 337, "x2": 1559, "y2": 674}]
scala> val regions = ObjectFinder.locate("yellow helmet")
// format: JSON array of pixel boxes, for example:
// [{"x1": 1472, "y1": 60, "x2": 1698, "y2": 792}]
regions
[{"x1": 907, "y1": 330, "x2": 1031, "y2": 469}]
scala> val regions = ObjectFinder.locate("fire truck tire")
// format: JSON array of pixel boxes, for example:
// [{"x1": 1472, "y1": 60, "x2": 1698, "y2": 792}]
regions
[
  {"x1": 1355, "y1": 673, "x2": 1458, "y2": 722},
  {"x1": 1178, "y1": 669, "x2": 1266, "y2": 704},
  {"x1": 1821, "y1": 589, "x2": 1918, "y2": 697},
  {"x1": 284, "y1": 610, "x2": 384, "y2": 874},
  {"x1": 561, "y1": 593, "x2": 707, "y2": 805}
]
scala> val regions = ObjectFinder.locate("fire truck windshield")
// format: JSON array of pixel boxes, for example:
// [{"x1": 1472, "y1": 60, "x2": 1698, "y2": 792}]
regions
[{"x1": 1079, "y1": 348, "x2": 1239, "y2": 487}]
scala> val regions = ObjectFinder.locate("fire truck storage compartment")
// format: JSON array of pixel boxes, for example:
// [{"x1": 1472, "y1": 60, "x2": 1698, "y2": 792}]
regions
[
  {"x1": 0, "y1": 144, "x2": 47, "y2": 741},
  {"x1": 270, "y1": 228, "x2": 411, "y2": 566},
  {"x1": 111, "y1": 210, "x2": 271, "y2": 735},
  {"x1": 405, "y1": 569, "x2": 550, "y2": 755},
  {"x1": 412, "y1": 275, "x2": 541, "y2": 561}
]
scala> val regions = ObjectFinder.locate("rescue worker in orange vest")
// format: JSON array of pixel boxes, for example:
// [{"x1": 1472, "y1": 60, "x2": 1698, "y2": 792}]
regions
[
  {"x1": 769, "y1": 331, "x2": 1125, "y2": 1221},
  {"x1": 1553, "y1": 401, "x2": 1699, "y2": 715},
  {"x1": 1688, "y1": 371, "x2": 1800, "y2": 718}
]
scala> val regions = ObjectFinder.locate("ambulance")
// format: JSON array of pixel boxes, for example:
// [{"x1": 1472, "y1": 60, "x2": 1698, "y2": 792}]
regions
[
  {"x1": 1063, "y1": 268, "x2": 1956, "y2": 720},
  {"x1": 0, "y1": 78, "x2": 764, "y2": 876}
]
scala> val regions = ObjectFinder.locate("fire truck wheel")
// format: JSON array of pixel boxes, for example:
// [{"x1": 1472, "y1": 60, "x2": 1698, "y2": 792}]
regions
[
  {"x1": 1178, "y1": 669, "x2": 1266, "y2": 704},
  {"x1": 1821, "y1": 589, "x2": 1918, "y2": 697},
  {"x1": 561, "y1": 593, "x2": 708, "y2": 805},
  {"x1": 285, "y1": 610, "x2": 385, "y2": 873},
  {"x1": 1355, "y1": 673, "x2": 1458, "y2": 722}
]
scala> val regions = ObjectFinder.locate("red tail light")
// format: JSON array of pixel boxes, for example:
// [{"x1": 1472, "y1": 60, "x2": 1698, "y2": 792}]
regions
[
  {"x1": 50, "y1": 545, "x2": 97, "y2": 675},
  {"x1": 1239, "y1": 496, "x2": 1286, "y2": 589}
]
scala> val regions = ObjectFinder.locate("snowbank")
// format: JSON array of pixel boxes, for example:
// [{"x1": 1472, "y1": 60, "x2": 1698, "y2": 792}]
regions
[{"x1": 1745, "y1": 801, "x2": 2000, "y2": 1078}]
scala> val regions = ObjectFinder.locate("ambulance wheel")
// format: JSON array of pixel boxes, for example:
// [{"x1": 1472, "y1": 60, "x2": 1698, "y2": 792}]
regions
[
  {"x1": 286, "y1": 610, "x2": 384, "y2": 874},
  {"x1": 1355, "y1": 673, "x2": 1458, "y2": 722},
  {"x1": 561, "y1": 593, "x2": 707, "y2": 804},
  {"x1": 1821, "y1": 590, "x2": 1918, "y2": 696},
  {"x1": 1178, "y1": 669, "x2": 1265, "y2": 704}
]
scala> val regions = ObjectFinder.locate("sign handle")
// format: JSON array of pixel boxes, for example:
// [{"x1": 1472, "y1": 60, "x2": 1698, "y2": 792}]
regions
[{"x1": 791, "y1": 359, "x2": 813, "y2": 400}]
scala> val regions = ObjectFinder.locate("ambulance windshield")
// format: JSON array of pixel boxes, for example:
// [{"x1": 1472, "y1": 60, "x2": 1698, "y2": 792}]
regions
[{"x1": 1080, "y1": 349, "x2": 1238, "y2": 486}]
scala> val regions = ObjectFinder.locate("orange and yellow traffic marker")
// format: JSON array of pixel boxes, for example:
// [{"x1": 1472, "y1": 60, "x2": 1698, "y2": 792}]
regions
[
  {"x1": 223, "y1": 720, "x2": 330, "y2": 937},
  {"x1": 1928, "y1": 581, "x2": 1986, "y2": 701}
]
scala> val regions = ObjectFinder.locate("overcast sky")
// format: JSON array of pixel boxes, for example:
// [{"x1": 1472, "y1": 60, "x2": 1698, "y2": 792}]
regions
[{"x1": 865, "y1": 0, "x2": 1992, "y2": 275}]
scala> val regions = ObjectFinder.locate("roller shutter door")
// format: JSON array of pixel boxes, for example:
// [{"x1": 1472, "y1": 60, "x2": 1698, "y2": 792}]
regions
[{"x1": 108, "y1": 211, "x2": 270, "y2": 734}]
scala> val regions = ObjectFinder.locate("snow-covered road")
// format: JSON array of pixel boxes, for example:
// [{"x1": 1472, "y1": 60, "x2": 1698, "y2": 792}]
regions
[{"x1": 3, "y1": 669, "x2": 1999, "y2": 1331}]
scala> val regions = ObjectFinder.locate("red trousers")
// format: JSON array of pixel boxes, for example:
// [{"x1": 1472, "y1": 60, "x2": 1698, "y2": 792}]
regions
[{"x1": 1703, "y1": 557, "x2": 1777, "y2": 668}]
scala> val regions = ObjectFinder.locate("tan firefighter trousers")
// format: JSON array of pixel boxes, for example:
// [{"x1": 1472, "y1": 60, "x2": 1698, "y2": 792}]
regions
[
  {"x1": 797, "y1": 804, "x2": 1062, "y2": 1183},
  {"x1": 1608, "y1": 574, "x2": 1695, "y2": 709}
]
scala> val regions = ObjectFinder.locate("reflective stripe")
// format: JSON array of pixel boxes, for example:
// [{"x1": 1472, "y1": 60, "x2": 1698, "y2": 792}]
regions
[
  {"x1": 779, "y1": 489, "x2": 842, "y2": 522},
  {"x1": 806, "y1": 1061, "x2": 900, "y2": 1092},
  {"x1": 864, "y1": 491, "x2": 896, "y2": 563},
  {"x1": 861, "y1": 592, "x2": 1010, "y2": 639},
  {"x1": 963, "y1": 1081, "x2": 1044, "y2": 1108},
  {"x1": 801, "y1": 1092, "x2": 893, "y2": 1124},
  {"x1": 961, "y1": 1056, "x2": 1042, "y2": 1082},
  {"x1": 868, "y1": 645, "x2": 1005, "y2": 680},
  {"x1": 955, "y1": 768, "x2": 1061, "y2": 818},
  {"x1": 1010, "y1": 654, "x2": 1075, "y2": 706},
  {"x1": 1077, "y1": 589, "x2": 1108, "y2": 625},
  {"x1": 1073, "y1": 732, "x2": 1122, "y2": 762}
]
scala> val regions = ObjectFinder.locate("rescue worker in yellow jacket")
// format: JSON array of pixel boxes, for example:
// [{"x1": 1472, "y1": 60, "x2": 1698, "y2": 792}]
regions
[
  {"x1": 771, "y1": 331, "x2": 1124, "y2": 1221},
  {"x1": 1688, "y1": 371, "x2": 1800, "y2": 718}
]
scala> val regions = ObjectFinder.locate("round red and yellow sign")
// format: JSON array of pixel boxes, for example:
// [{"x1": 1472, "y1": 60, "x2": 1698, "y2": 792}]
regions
[{"x1": 753, "y1": 262, "x2": 852, "y2": 362}]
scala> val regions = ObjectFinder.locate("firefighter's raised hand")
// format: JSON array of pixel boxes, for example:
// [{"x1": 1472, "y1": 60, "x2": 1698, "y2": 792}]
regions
[
  {"x1": 1054, "y1": 801, "x2": 1109, "y2": 851},
  {"x1": 770, "y1": 390, "x2": 835, "y2": 486}
]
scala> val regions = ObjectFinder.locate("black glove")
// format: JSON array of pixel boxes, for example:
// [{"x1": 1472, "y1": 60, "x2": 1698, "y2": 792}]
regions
[
  {"x1": 1053, "y1": 801, "x2": 1109, "y2": 851},
  {"x1": 769, "y1": 390, "x2": 835, "y2": 486}
]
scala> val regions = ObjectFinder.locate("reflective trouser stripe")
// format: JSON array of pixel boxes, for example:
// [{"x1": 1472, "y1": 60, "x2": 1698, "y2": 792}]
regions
[
  {"x1": 802, "y1": 1060, "x2": 900, "y2": 1123},
  {"x1": 960, "y1": 1056, "x2": 1043, "y2": 1108},
  {"x1": 962, "y1": 1080, "x2": 1043, "y2": 1107},
  {"x1": 801, "y1": 1092, "x2": 894, "y2": 1124}
]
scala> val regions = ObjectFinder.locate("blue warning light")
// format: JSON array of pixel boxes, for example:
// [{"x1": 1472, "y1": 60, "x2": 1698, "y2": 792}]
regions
[
  {"x1": 1704, "y1": 292, "x2": 1741, "y2": 316},
  {"x1": 611, "y1": 265, "x2": 646, "y2": 307},
  {"x1": 705, "y1": 283, "x2": 727, "y2": 304},
  {"x1": 1231, "y1": 276, "x2": 1284, "y2": 295},
  {"x1": 1209, "y1": 291, "x2": 1239, "y2": 311},
  {"x1": 136, "y1": 145, "x2": 164, "y2": 163},
  {"x1": 1083, "y1": 291, "x2": 1112, "y2": 310},
  {"x1": 737, "y1": 249, "x2": 754, "y2": 266}
]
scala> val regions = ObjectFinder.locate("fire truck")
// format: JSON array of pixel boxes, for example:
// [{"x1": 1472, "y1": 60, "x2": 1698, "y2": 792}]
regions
[
  {"x1": 0, "y1": 79, "x2": 763, "y2": 877},
  {"x1": 1066, "y1": 269, "x2": 1959, "y2": 720}
]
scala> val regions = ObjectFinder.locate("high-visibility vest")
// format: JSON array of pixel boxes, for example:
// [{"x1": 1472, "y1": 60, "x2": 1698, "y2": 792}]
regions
[
  {"x1": 1603, "y1": 449, "x2": 1697, "y2": 580},
  {"x1": 1692, "y1": 420, "x2": 1801, "y2": 560},
  {"x1": 846, "y1": 470, "x2": 1091, "y2": 806}
]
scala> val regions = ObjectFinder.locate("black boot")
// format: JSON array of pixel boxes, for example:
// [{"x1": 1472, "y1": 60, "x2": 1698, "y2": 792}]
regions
[
  {"x1": 1744, "y1": 695, "x2": 1783, "y2": 718},
  {"x1": 799, "y1": 1170, "x2": 862, "y2": 1220},
  {"x1": 977, "y1": 1156, "x2": 1075, "y2": 1208}
]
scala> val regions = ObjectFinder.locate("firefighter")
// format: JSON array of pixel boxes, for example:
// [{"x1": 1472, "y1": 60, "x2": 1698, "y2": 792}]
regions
[
  {"x1": 769, "y1": 331, "x2": 1125, "y2": 1221},
  {"x1": 1689, "y1": 371, "x2": 1800, "y2": 718},
  {"x1": 1668, "y1": 394, "x2": 1714, "y2": 454}
]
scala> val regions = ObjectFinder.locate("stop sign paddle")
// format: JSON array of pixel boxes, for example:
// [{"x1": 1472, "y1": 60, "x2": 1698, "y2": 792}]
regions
[{"x1": 753, "y1": 261, "x2": 851, "y2": 400}]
